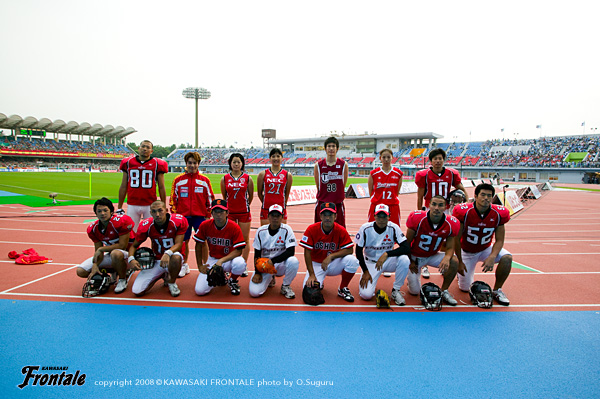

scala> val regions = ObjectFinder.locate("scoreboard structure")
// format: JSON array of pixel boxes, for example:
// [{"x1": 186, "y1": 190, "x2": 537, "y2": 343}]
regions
[{"x1": 262, "y1": 129, "x2": 276, "y2": 148}]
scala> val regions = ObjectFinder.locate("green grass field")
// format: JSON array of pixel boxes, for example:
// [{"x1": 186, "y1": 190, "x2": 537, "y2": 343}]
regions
[{"x1": 0, "y1": 172, "x2": 368, "y2": 206}]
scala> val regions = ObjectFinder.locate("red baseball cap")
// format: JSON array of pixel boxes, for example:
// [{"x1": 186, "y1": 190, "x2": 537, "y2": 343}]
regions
[
  {"x1": 211, "y1": 199, "x2": 228, "y2": 211},
  {"x1": 320, "y1": 202, "x2": 337, "y2": 214}
]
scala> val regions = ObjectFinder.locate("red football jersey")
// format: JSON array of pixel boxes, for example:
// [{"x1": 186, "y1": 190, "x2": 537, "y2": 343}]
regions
[
  {"x1": 261, "y1": 169, "x2": 289, "y2": 211},
  {"x1": 136, "y1": 213, "x2": 188, "y2": 259},
  {"x1": 415, "y1": 167, "x2": 462, "y2": 207},
  {"x1": 224, "y1": 172, "x2": 251, "y2": 214},
  {"x1": 299, "y1": 222, "x2": 354, "y2": 263},
  {"x1": 119, "y1": 156, "x2": 168, "y2": 206},
  {"x1": 452, "y1": 203, "x2": 510, "y2": 253},
  {"x1": 316, "y1": 158, "x2": 346, "y2": 203},
  {"x1": 193, "y1": 219, "x2": 246, "y2": 259},
  {"x1": 370, "y1": 166, "x2": 403, "y2": 205},
  {"x1": 406, "y1": 210, "x2": 460, "y2": 257},
  {"x1": 87, "y1": 214, "x2": 134, "y2": 246}
]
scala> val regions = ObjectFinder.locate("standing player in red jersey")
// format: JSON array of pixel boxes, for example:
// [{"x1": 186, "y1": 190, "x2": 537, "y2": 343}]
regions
[
  {"x1": 257, "y1": 148, "x2": 292, "y2": 226},
  {"x1": 415, "y1": 148, "x2": 466, "y2": 278},
  {"x1": 221, "y1": 153, "x2": 254, "y2": 265},
  {"x1": 193, "y1": 199, "x2": 247, "y2": 296},
  {"x1": 452, "y1": 183, "x2": 512, "y2": 306},
  {"x1": 405, "y1": 195, "x2": 462, "y2": 306},
  {"x1": 170, "y1": 151, "x2": 214, "y2": 278},
  {"x1": 368, "y1": 148, "x2": 403, "y2": 225},
  {"x1": 127, "y1": 201, "x2": 188, "y2": 297},
  {"x1": 118, "y1": 140, "x2": 168, "y2": 230},
  {"x1": 314, "y1": 136, "x2": 348, "y2": 227},
  {"x1": 415, "y1": 148, "x2": 467, "y2": 209},
  {"x1": 76, "y1": 197, "x2": 134, "y2": 294},
  {"x1": 300, "y1": 202, "x2": 359, "y2": 302}
]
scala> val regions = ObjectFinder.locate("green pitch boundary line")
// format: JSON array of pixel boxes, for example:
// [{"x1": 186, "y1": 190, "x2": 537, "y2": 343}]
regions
[
  {"x1": 512, "y1": 261, "x2": 543, "y2": 273},
  {"x1": 0, "y1": 194, "x2": 115, "y2": 207}
]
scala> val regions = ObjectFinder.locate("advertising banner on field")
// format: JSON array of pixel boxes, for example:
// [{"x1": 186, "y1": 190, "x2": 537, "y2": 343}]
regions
[
  {"x1": 495, "y1": 191, "x2": 524, "y2": 215},
  {"x1": 287, "y1": 186, "x2": 318, "y2": 205}
]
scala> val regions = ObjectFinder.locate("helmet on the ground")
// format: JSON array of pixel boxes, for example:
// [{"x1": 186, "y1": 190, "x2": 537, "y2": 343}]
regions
[
  {"x1": 420, "y1": 282, "x2": 443, "y2": 311},
  {"x1": 469, "y1": 280, "x2": 493, "y2": 309}
]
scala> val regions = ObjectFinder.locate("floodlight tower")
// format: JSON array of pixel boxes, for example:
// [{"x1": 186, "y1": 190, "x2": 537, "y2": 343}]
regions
[{"x1": 182, "y1": 87, "x2": 211, "y2": 148}]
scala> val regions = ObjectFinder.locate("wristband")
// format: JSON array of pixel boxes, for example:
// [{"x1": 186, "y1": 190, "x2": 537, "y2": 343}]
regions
[
  {"x1": 165, "y1": 250, "x2": 174, "y2": 256},
  {"x1": 128, "y1": 256, "x2": 136, "y2": 263}
]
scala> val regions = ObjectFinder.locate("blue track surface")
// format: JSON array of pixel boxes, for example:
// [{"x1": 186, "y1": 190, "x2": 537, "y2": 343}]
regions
[{"x1": 1, "y1": 300, "x2": 599, "y2": 399}]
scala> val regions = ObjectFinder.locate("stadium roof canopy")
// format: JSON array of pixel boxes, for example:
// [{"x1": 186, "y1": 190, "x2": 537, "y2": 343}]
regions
[
  {"x1": 0, "y1": 112, "x2": 136, "y2": 140},
  {"x1": 268, "y1": 132, "x2": 443, "y2": 144}
]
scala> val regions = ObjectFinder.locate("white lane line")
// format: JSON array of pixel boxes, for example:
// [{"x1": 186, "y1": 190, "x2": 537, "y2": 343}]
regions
[
  {"x1": 0, "y1": 292, "x2": 599, "y2": 309},
  {"x1": 0, "y1": 228, "x2": 86, "y2": 235},
  {"x1": 0, "y1": 218, "x2": 89, "y2": 225},
  {"x1": 0, "y1": 241, "x2": 89, "y2": 247},
  {"x1": 0, "y1": 265, "x2": 77, "y2": 294}
]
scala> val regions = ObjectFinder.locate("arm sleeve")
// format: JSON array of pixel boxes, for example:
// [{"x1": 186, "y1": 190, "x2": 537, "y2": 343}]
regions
[
  {"x1": 386, "y1": 240, "x2": 411, "y2": 258},
  {"x1": 355, "y1": 245, "x2": 368, "y2": 273},
  {"x1": 270, "y1": 246, "x2": 295, "y2": 264}
]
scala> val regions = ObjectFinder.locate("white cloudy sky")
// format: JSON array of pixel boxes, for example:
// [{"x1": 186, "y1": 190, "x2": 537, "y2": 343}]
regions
[{"x1": 1, "y1": 0, "x2": 598, "y2": 147}]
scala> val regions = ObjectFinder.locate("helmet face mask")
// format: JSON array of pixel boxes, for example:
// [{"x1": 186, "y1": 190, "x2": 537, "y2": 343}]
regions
[
  {"x1": 469, "y1": 281, "x2": 493, "y2": 308},
  {"x1": 420, "y1": 282, "x2": 443, "y2": 311},
  {"x1": 82, "y1": 273, "x2": 111, "y2": 298},
  {"x1": 134, "y1": 247, "x2": 156, "y2": 270}
]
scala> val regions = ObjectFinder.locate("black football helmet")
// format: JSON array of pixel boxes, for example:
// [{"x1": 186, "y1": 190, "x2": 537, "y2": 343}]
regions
[
  {"x1": 134, "y1": 247, "x2": 155, "y2": 269},
  {"x1": 420, "y1": 282, "x2": 443, "y2": 311},
  {"x1": 82, "y1": 273, "x2": 111, "y2": 298},
  {"x1": 469, "y1": 281, "x2": 493, "y2": 308}
]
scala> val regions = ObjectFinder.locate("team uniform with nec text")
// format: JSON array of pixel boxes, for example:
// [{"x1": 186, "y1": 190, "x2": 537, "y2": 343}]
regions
[
  {"x1": 193, "y1": 219, "x2": 246, "y2": 295},
  {"x1": 77, "y1": 214, "x2": 134, "y2": 272},
  {"x1": 131, "y1": 213, "x2": 188, "y2": 295},
  {"x1": 119, "y1": 156, "x2": 168, "y2": 228},
  {"x1": 368, "y1": 166, "x2": 403, "y2": 225},
  {"x1": 300, "y1": 222, "x2": 358, "y2": 286},
  {"x1": 260, "y1": 169, "x2": 289, "y2": 220},
  {"x1": 314, "y1": 158, "x2": 347, "y2": 226},
  {"x1": 452, "y1": 203, "x2": 511, "y2": 291},
  {"x1": 224, "y1": 172, "x2": 252, "y2": 223},
  {"x1": 405, "y1": 210, "x2": 461, "y2": 294},
  {"x1": 249, "y1": 223, "x2": 299, "y2": 297},
  {"x1": 355, "y1": 220, "x2": 410, "y2": 300},
  {"x1": 415, "y1": 167, "x2": 462, "y2": 207}
]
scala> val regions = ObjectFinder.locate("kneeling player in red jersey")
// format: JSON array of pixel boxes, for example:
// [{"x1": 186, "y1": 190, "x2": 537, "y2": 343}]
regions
[
  {"x1": 127, "y1": 201, "x2": 188, "y2": 297},
  {"x1": 76, "y1": 197, "x2": 134, "y2": 294},
  {"x1": 453, "y1": 183, "x2": 512, "y2": 306},
  {"x1": 193, "y1": 199, "x2": 247, "y2": 296},
  {"x1": 405, "y1": 195, "x2": 462, "y2": 306},
  {"x1": 300, "y1": 202, "x2": 359, "y2": 302}
]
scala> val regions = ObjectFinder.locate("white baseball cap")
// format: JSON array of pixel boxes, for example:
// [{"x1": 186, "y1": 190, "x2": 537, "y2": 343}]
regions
[
  {"x1": 374, "y1": 204, "x2": 390, "y2": 215},
  {"x1": 268, "y1": 204, "x2": 284, "y2": 215}
]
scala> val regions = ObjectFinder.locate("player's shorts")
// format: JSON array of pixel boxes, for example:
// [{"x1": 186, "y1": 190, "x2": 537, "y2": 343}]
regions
[
  {"x1": 194, "y1": 256, "x2": 247, "y2": 296},
  {"x1": 184, "y1": 216, "x2": 205, "y2": 241},
  {"x1": 127, "y1": 204, "x2": 151, "y2": 230},
  {"x1": 260, "y1": 207, "x2": 287, "y2": 220},
  {"x1": 248, "y1": 256, "x2": 299, "y2": 297},
  {"x1": 358, "y1": 255, "x2": 410, "y2": 300},
  {"x1": 131, "y1": 252, "x2": 183, "y2": 295},
  {"x1": 457, "y1": 246, "x2": 512, "y2": 292},
  {"x1": 228, "y1": 212, "x2": 252, "y2": 224},
  {"x1": 77, "y1": 249, "x2": 128, "y2": 272},
  {"x1": 406, "y1": 253, "x2": 447, "y2": 295},
  {"x1": 301, "y1": 255, "x2": 358, "y2": 287},
  {"x1": 314, "y1": 201, "x2": 345, "y2": 227},
  {"x1": 367, "y1": 203, "x2": 400, "y2": 225}
]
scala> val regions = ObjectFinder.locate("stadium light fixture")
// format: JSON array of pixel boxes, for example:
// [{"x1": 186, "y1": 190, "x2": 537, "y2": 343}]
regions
[{"x1": 182, "y1": 87, "x2": 211, "y2": 148}]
